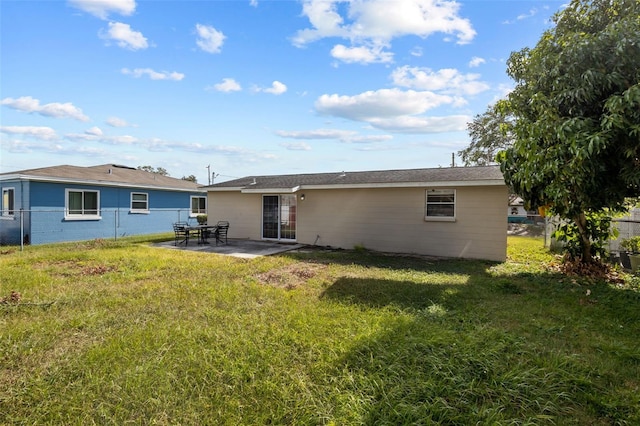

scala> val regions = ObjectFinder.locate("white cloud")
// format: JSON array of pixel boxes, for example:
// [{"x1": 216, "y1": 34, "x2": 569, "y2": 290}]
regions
[
  {"x1": 0, "y1": 139, "x2": 39, "y2": 153},
  {"x1": 1, "y1": 138, "x2": 109, "y2": 156},
  {"x1": 259, "y1": 81, "x2": 287, "y2": 95},
  {"x1": 390, "y1": 66, "x2": 489, "y2": 95},
  {"x1": 468, "y1": 56, "x2": 486, "y2": 68},
  {"x1": 144, "y1": 138, "x2": 278, "y2": 163},
  {"x1": 276, "y1": 128, "x2": 393, "y2": 144},
  {"x1": 68, "y1": 0, "x2": 136, "y2": 20},
  {"x1": 65, "y1": 132, "x2": 138, "y2": 145},
  {"x1": 110, "y1": 135, "x2": 137, "y2": 144},
  {"x1": 85, "y1": 126, "x2": 103, "y2": 136},
  {"x1": 293, "y1": 0, "x2": 348, "y2": 45},
  {"x1": 368, "y1": 115, "x2": 470, "y2": 133},
  {"x1": 314, "y1": 88, "x2": 472, "y2": 133},
  {"x1": 121, "y1": 68, "x2": 185, "y2": 81},
  {"x1": 280, "y1": 142, "x2": 312, "y2": 151},
  {"x1": 250, "y1": 0, "x2": 258, "y2": 7},
  {"x1": 330, "y1": 44, "x2": 393, "y2": 64},
  {"x1": 106, "y1": 116, "x2": 132, "y2": 127},
  {"x1": 0, "y1": 125, "x2": 59, "y2": 140},
  {"x1": 293, "y1": 0, "x2": 476, "y2": 64},
  {"x1": 315, "y1": 88, "x2": 453, "y2": 121},
  {"x1": 492, "y1": 83, "x2": 513, "y2": 102},
  {"x1": 210, "y1": 78, "x2": 242, "y2": 92},
  {"x1": 195, "y1": 24, "x2": 225, "y2": 54},
  {"x1": 504, "y1": 7, "x2": 539, "y2": 24},
  {"x1": 1, "y1": 96, "x2": 90, "y2": 121},
  {"x1": 100, "y1": 22, "x2": 148, "y2": 50},
  {"x1": 410, "y1": 46, "x2": 423, "y2": 57},
  {"x1": 517, "y1": 8, "x2": 538, "y2": 21},
  {"x1": 276, "y1": 129, "x2": 357, "y2": 140},
  {"x1": 345, "y1": 134, "x2": 393, "y2": 143}
]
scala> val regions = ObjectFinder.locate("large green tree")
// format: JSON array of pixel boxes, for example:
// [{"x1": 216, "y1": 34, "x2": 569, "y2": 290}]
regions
[
  {"x1": 459, "y1": 104, "x2": 514, "y2": 166},
  {"x1": 498, "y1": 0, "x2": 640, "y2": 263},
  {"x1": 137, "y1": 165, "x2": 169, "y2": 176}
]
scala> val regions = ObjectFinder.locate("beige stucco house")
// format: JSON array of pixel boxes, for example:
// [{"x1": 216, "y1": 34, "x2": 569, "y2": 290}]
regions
[{"x1": 205, "y1": 166, "x2": 508, "y2": 261}]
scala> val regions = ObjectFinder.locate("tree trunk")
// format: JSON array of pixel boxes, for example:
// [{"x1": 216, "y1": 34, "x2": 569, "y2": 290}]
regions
[{"x1": 574, "y1": 212, "x2": 593, "y2": 264}]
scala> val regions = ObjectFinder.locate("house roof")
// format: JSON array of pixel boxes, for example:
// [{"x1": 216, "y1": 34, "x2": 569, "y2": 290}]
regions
[
  {"x1": 0, "y1": 164, "x2": 205, "y2": 192},
  {"x1": 206, "y1": 165, "x2": 504, "y2": 193}
]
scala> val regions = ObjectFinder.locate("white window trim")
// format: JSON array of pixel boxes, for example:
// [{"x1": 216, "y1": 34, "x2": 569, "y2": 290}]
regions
[
  {"x1": 65, "y1": 188, "x2": 101, "y2": 220},
  {"x1": 130, "y1": 192, "x2": 149, "y2": 214},
  {"x1": 190, "y1": 195, "x2": 207, "y2": 217},
  {"x1": 425, "y1": 188, "x2": 456, "y2": 222},
  {"x1": 2, "y1": 187, "x2": 15, "y2": 219}
]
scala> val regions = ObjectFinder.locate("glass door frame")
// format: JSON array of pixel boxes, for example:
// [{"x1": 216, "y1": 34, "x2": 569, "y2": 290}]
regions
[{"x1": 261, "y1": 194, "x2": 297, "y2": 241}]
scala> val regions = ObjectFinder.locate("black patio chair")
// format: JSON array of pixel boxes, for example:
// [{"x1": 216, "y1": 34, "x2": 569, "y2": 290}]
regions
[
  {"x1": 214, "y1": 221, "x2": 229, "y2": 245},
  {"x1": 173, "y1": 222, "x2": 196, "y2": 246}
]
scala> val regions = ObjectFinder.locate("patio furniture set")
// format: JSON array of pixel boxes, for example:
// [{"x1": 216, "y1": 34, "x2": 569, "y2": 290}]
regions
[{"x1": 172, "y1": 221, "x2": 229, "y2": 246}]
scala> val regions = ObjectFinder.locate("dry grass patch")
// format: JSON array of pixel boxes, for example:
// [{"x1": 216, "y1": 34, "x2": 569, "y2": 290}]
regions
[
  {"x1": 31, "y1": 259, "x2": 118, "y2": 277},
  {"x1": 255, "y1": 262, "x2": 328, "y2": 289}
]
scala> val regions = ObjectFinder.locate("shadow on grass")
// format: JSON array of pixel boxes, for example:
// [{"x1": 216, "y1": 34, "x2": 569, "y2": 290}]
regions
[
  {"x1": 285, "y1": 248, "x2": 497, "y2": 276},
  {"x1": 319, "y1": 269, "x2": 640, "y2": 424},
  {"x1": 321, "y1": 276, "x2": 461, "y2": 311}
]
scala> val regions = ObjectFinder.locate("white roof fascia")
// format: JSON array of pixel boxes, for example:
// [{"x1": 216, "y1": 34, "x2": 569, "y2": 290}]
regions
[
  {"x1": 1, "y1": 174, "x2": 205, "y2": 193},
  {"x1": 0, "y1": 174, "x2": 22, "y2": 182},
  {"x1": 207, "y1": 179, "x2": 505, "y2": 193},
  {"x1": 206, "y1": 186, "x2": 246, "y2": 192},
  {"x1": 297, "y1": 180, "x2": 505, "y2": 190},
  {"x1": 240, "y1": 186, "x2": 300, "y2": 194}
]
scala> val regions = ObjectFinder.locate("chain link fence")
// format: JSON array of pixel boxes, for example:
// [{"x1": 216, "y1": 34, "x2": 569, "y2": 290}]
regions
[
  {"x1": 610, "y1": 211, "x2": 640, "y2": 252},
  {"x1": 541, "y1": 209, "x2": 640, "y2": 254},
  {"x1": 0, "y1": 208, "x2": 196, "y2": 248}
]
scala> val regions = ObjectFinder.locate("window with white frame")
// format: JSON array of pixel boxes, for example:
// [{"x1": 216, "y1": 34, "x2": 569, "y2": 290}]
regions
[
  {"x1": 425, "y1": 189, "x2": 456, "y2": 220},
  {"x1": 2, "y1": 187, "x2": 15, "y2": 217},
  {"x1": 191, "y1": 196, "x2": 207, "y2": 215},
  {"x1": 130, "y1": 192, "x2": 149, "y2": 212},
  {"x1": 66, "y1": 189, "x2": 100, "y2": 219}
]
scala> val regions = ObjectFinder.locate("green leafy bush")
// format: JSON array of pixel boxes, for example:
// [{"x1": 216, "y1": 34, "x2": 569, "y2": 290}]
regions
[{"x1": 620, "y1": 236, "x2": 640, "y2": 253}]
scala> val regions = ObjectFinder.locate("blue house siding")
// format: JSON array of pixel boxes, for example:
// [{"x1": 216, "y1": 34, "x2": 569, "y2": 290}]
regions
[
  {"x1": 0, "y1": 179, "x2": 29, "y2": 245},
  {"x1": 1, "y1": 181, "x2": 203, "y2": 245}
]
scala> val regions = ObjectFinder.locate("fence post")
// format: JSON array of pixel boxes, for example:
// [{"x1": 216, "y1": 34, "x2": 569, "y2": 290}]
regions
[{"x1": 20, "y1": 208, "x2": 24, "y2": 252}]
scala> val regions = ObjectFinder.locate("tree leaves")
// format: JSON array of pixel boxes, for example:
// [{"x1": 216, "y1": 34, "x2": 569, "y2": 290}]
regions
[{"x1": 498, "y1": 0, "x2": 640, "y2": 263}]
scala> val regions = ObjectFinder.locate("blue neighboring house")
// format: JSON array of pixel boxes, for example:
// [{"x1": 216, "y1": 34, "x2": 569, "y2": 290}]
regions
[{"x1": 0, "y1": 164, "x2": 207, "y2": 245}]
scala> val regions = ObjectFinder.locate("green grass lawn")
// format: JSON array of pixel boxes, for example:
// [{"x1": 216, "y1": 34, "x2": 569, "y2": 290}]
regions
[{"x1": 1, "y1": 236, "x2": 639, "y2": 425}]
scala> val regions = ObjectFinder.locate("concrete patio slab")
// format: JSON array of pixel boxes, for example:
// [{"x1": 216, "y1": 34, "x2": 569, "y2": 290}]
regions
[{"x1": 155, "y1": 239, "x2": 306, "y2": 259}]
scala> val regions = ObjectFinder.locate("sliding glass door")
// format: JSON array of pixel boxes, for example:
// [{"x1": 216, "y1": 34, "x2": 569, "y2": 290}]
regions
[{"x1": 262, "y1": 195, "x2": 296, "y2": 241}]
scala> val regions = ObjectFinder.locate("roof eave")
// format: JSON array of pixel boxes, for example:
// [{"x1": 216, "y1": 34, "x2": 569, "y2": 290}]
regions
[
  {"x1": 207, "y1": 179, "x2": 505, "y2": 193},
  {"x1": 241, "y1": 185, "x2": 300, "y2": 194},
  {"x1": 0, "y1": 174, "x2": 205, "y2": 192}
]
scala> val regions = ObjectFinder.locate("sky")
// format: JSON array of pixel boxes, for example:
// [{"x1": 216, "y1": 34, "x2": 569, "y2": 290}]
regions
[{"x1": 0, "y1": 0, "x2": 562, "y2": 184}]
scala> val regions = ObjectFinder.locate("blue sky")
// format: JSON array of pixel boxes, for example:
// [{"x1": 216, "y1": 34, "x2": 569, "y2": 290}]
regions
[{"x1": 1, "y1": 0, "x2": 561, "y2": 184}]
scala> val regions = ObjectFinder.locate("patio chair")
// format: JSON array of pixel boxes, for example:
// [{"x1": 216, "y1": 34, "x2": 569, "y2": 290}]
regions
[
  {"x1": 214, "y1": 221, "x2": 229, "y2": 245},
  {"x1": 173, "y1": 222, "x2": 195, "y2": 246}
]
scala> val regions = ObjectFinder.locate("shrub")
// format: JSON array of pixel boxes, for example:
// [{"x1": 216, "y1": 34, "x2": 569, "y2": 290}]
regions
[{"x1": 620, "y1": 236, "x2": 640, "y2": 253}]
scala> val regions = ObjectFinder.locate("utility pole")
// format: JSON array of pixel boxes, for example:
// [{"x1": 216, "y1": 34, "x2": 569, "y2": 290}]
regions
[{"x1": 206, "y1": 165, "x2": 211, "y2": 185}]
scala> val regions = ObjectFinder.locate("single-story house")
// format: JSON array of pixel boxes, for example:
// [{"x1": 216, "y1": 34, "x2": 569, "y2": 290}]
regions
[
  {"x1": 0, "y1": 164, "x2": 206, "y2": 245},
  {"x1": 205, "y1": 166, "x2": 508, "y2": 261},
  {"x1": 508, "y1": 195, "x2": 542, "y2": 224},
  {"x1": 508, "y1": 195, "x2": 529, "y2": 223}
]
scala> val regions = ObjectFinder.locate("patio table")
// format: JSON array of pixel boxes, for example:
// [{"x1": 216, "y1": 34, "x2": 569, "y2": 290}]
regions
[{"x1": 190, "y1": 224, "x2": 218, "y2": 244}]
